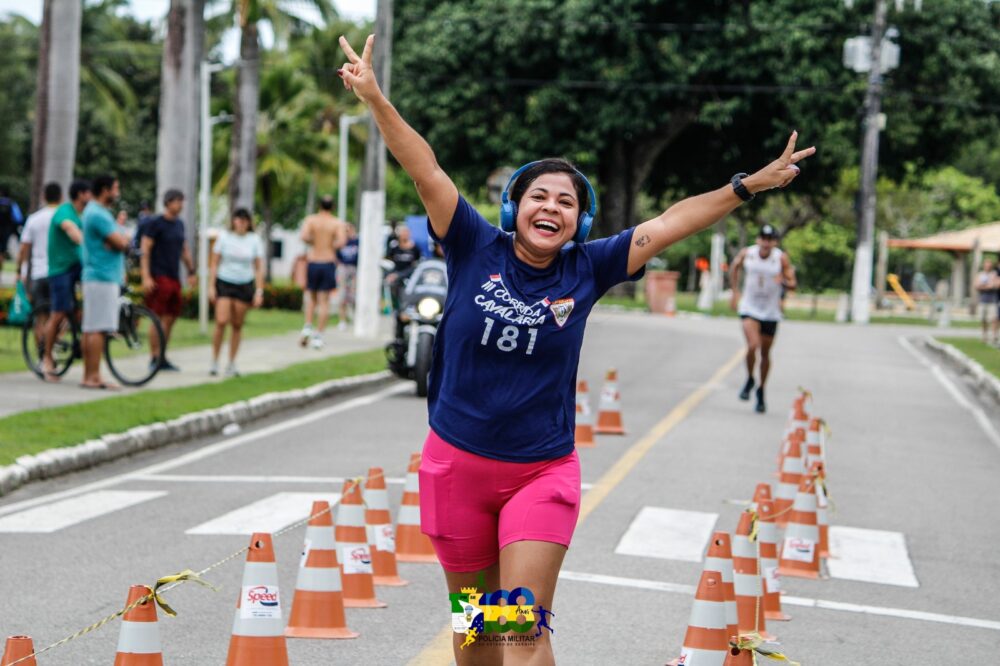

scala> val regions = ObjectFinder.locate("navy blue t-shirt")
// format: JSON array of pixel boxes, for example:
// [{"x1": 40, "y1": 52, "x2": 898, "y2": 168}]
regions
[
  {"x1": 145, "y1": 215, "x2": 187, "y2": 280},
  {"x1": 428, "y1": 196, "x2": 644, "y2": 462},
  {"x1": 337, "y1": 237, "x2": 359, "y2": 266}
]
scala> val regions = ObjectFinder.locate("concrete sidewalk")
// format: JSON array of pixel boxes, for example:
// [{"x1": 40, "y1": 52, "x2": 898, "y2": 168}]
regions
[{"x1": 0, "y1": 316, "x2": 393, "y2": 418}]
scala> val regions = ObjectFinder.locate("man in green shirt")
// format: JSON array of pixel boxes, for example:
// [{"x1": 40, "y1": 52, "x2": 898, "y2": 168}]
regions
[{"x1": 42, "y1": 180, "x2": 90, "y2": 380}]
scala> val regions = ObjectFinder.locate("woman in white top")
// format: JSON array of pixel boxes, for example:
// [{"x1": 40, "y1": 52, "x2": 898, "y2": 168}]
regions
[
  {"x1": 729, "y1": 224, "x2": 796, "y2": 413},
  {"x1": 208, "y1": 208, "x2": 264, "y2": 377}
]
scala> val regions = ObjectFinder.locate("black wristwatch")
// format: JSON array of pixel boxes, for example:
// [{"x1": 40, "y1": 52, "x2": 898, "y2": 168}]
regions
[{"x1": 731, "y1": 173, "x2": 754, "y2": 202}]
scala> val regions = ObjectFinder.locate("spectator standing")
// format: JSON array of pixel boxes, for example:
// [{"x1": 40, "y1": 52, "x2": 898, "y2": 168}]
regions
[
  {"x1": 384, "y1": 225, "x2": 420, "y2": 311},
  {"x1": 207, "y1": 208, "x2": 265, "y2": 377},
  {"x1": 42, "y1": 180, "x2": 91, "y2": 380},
  {"x1": 299, "y1": 195, "x2": 347, "y2": 349},
  {"x1": 16, "y1": 182, "x2": 62, "y2": 313},
  {"x1": 335, "y1": 222, "x2": 359, "y2": 330},
  {"x1": 140, "y1": 189, "x2": 196, "y2": 372},
  {"x1": 975, "y1": 258, "x2": 999, "y2": 345},
  {"x1": 80, "y1": 175, "x2": 130, "y2": 390},
  {"x1": 0, "y1": 187, "x2": 25, "y2": 282}
]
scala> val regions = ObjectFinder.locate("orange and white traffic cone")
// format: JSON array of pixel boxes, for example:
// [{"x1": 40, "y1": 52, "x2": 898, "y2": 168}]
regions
[
  {"x1": 574, "y1": 380, "x2": 596, "y2": 448},
  {"x1": 2, "y1": 636, "x2": 36, "y2": 666},
  {"x1": 364, "y1": 467, "x2": 407, "y2": 586},
  {"x1": 226, "y1": 533, "x2": 289, "y2": 666},
  {"x1": 595, "y1": 368, "x2": 625, "y2": 435},
  {"x1": 114, "y1": 585, "x2": 163, "y2": 665},
  {"x1": 730, "y1": 512, "x2": 773, "y2": 642},
  {"x1": 811, "y1": 462, "x2": 830, "y2": 559},
  {"x1": 396, "y1": 453, "x2": 438, "y2": 563},
  {"x1": 666, "y1": 570, "x2": 730, "y2": 666},
  {"x1": 806, "y1": 418, "x2": 826, "y2": 469},
  {"x1": 751, "y1": 483, "x2": 772, "y2": 508},
  {"x1": 774, "y1": 430, "x2": 805, "y2": 525},
  {"x1": 703, "y1": 532, "x2": 739, "y2": 649},
  {"x1": 285, "y1": 501, "x2": 358, "y2": 639},
  {"x1": 777, "y1": 476, "x2": 821, "y2": 579},
  {"x1": 336, "y1": 479, "x2": 386, "y2": 608},
  {"x1": 757, "y1": 499, "x2": 790, "y2": 621}
]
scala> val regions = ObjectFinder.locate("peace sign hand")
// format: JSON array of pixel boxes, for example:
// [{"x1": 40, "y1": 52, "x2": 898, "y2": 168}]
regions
[
  {"x1": 338, "y1": 34, "x2": 381, "y2": 105},
  {"x1": 747, "y1": 131, "x2": 816, "y2": 194}
]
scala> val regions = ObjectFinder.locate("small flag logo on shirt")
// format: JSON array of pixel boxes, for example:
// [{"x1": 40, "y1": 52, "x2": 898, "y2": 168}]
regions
[
  {"x1": 549, "y1": 298, "x2": 575, "y2": 328},
  {"x1": 490, "y1": 274, "x2": 501, "y2": 282}
]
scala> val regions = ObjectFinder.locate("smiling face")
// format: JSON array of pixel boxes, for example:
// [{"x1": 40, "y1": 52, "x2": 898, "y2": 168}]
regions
[{"x1": 514, "y1": 172, "x2": 581, "y2": 260}]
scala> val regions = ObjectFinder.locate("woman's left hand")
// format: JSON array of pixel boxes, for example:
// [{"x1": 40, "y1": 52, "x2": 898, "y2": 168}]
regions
[
  {"x1": 252, "y1": 291, "x2": 264, "y2": 308},
  {"x1": 745, "y1": 131, "x2": 816, "y2": 194}
]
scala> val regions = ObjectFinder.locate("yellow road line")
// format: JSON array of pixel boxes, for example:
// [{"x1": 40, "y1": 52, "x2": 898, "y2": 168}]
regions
[{"x1": 408, "y1": 349, "x2": 744, "y2": 665}]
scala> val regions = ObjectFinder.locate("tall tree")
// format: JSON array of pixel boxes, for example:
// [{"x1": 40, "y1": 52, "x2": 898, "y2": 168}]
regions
[
  {"x1": 156, "y1": 0, "x2": 204, "y2": 244},
  {"x1": 30, "y1": 0, "x2": 81, "y2": 209}
]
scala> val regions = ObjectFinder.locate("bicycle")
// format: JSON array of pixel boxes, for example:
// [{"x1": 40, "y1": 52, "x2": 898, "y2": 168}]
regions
[{"x1": 22, "y1": 286, "x2": 167, "y2": 386}]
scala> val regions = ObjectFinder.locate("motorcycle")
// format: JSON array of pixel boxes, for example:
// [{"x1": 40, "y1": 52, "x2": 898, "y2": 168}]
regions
[{"x1": 385, "y1": 258, "x2": 447, "y2": 396}]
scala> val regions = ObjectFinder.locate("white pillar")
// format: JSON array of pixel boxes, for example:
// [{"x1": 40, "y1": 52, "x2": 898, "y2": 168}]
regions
[{"x1": 354, "y1": 190, "x2": 385, "y2": 339}]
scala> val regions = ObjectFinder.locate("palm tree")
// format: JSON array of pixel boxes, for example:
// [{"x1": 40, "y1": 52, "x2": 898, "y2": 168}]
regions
[
  {"x1": 30, "y1": 0, "x2": 82, "y2": 209},
  {"x1": 226, "y1": 0, "x2": 336, "y2": 213},
  {"x1": 156, "y1": 0, "x2": 205, "y2": 241}
]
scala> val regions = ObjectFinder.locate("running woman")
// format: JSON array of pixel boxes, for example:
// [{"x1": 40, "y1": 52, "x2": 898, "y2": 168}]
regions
[
  {"x1": 338, "y1": 35, "x2": 814, "y2": 665},
  {"x1": 729, "y1": 224, "x2": 797, "y2": 414}
]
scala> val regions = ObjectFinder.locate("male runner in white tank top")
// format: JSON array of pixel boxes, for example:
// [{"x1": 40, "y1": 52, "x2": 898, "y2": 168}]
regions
[{"x1": 729, "y1": 224, "x2": 796, "y2": 413}]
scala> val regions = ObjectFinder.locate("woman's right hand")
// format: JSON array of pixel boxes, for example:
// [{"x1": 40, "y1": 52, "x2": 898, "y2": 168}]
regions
[
  {"x1": 338, "y1": 35, "x2": 381, "y2": 105},
  {"x1": 730, "y1": 292, "x2": 739, "y2": 311},
  {"x1": 208, "y1": 287, "x2": 216, "y2": 305}
]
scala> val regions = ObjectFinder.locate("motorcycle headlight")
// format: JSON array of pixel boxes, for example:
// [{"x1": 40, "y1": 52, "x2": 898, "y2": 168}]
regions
[{"x1": 417, "y1": 297, "x2": 441, "y2": 319}]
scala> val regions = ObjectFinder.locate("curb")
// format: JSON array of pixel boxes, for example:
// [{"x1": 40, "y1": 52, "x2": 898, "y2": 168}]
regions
[
  {"x1": 922, "y1": 337, "x2": 1000, "y2": 407},
  {"x1": 0, "y1": 370, "x2": 395, "y2": 498}
]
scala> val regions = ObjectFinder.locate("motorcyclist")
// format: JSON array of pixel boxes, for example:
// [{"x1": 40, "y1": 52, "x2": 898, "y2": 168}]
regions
[{"x1": 384, "y1": 225, "x2": 420, "y2": 312}]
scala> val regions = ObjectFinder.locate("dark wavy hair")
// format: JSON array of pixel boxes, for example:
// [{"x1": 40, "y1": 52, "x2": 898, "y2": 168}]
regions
[
  {"x1": 231, "y1": 207, "x2": 255, "y2": 231},
  {"x1": 509, "y1": 158, "x2": 591, "y2": 215}
]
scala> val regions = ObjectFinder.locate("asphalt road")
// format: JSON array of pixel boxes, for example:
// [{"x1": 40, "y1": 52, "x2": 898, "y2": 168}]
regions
[{"x1": 1, "y1": 311, "x2": 997, "y2": 664}]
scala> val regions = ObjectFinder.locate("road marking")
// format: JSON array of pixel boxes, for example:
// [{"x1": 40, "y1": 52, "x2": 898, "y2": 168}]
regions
[
  {"x1": 897, "y1": 336, "x2": 1000, "y2": 451},
  {"x1": 134, "y1": 473, "x2": 593, "y2": 490},
  {"x1": 558, "y1": 570, "x2": 1000, "y2": 632},
  {"x1": 0, "y1": 383, "x2": 409, "y2": 519},
  {"x1": 826, "y1": 526, "x2": 919, "y2": 588},
  {"x1": 186, "y1": 492, "x2": 341, "y2": 535},
  {"x1": 614, "y1": 507, "x2": 718, "y2": 562},
  {"x1": 408, "y1": 349, "x2": 745, "y2": 666},
  {"x1": 0, "y1": 490, "x2": 166, "y2": 533}
]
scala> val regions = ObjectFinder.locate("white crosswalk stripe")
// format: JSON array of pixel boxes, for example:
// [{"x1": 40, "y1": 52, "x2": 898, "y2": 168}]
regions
[
  {"x1": 0, "y1": 490, "x2": 167, "y2": 533},
  {"x1": 826, "y1": 526, "x2": 919, "y2": 587},
  {"x1": 614, "y1": 506, "x2": 719, "y2": 562},
  {"x1": 185, "y1": 492, "x2": 342, "y2": 535}
]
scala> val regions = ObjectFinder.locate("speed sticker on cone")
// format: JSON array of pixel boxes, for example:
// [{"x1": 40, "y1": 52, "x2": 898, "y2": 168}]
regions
[
  {"x1": 341, "y1": 544, "x2": 374, "y2": 574},
  {"x1": 241, "y1": 585, "x2": 282, "y2": 619},
  {"x1": 782, "y1": 537, "x2": 816, "y2": 563},
  {"x1": 375, "y1": 525, "x2": 396, "y2": 553},
  {"x1": 764, "y1": 565, "x2": 781, "y2": 593}
]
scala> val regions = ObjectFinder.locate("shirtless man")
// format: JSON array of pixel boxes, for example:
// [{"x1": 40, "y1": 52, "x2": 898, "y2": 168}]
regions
[{"x1": 299, "y1": 195, "x2": 347, "y2": 349}]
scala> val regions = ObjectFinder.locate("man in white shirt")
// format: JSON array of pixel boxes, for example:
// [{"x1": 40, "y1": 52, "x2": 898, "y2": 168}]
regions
[{"x1": 16, "y1": 182, "x2": 62, "y2": 313}]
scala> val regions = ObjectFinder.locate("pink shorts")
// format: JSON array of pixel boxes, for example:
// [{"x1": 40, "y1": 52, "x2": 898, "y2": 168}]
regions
[{"x1": 418, "y1": 429, "x2": 582, "y2": 573}]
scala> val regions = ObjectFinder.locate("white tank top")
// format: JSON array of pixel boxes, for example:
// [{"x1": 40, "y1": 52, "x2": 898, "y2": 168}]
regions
[{"x1": 738, "y1": 245, "x2": 784, "y2": 321}]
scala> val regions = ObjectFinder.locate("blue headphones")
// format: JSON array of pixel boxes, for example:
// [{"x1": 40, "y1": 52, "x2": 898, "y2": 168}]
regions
[{"x1": 499, "y1": 161, "x2": 597, "y2": 244}]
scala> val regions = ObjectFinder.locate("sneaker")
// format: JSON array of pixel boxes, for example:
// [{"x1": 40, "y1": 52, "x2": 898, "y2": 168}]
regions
[
  {"x1": 337, "y1": 320, "x2": 347, "y2": 332},
  {"x1": 299, "y1": 325, "x2": 312, "y2": 348},
  {"x1": 160, "y1": 358, "x2": 181, "y2": 372},
  {"x1": 310, "y1": 334, "x2": 325, "y2": 350},
  {"x1": 755, "y1": 387, "x2": 766, "y2": 414},
  {"x1": 225, "y1": 364, "x2": 241, "y2": 378},
  {"x1": 209, "y1": 361, "x2": 219, "y2": 377},
  {"x1": 738, "y1": 377, "x2": 755, "y2": 401}
]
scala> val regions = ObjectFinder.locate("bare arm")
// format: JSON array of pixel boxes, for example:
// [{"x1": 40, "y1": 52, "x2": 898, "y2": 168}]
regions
[
  {"x1": 626, "y1": 132, "x2": 815, "y2": 276},
  {"x1": 780, "y1": 253, "x2": 797, "y2": 292},
  {"x1": 300, "y1": 218, "x2": 313, "y2": 244},
  {"x1": 338, "y1": 35, "x2": 459, "y2": 240},
  {"x1": 15, "y1": 241, "x2": 30, "y2": 282},
  {"x1": 140, "y1": 235, "x2": 155, "y2": 292},
  {"x1": 60, "y1": 219, "x2": 82, "y2": 245},
  {"x1": 729, "y1": 249, "x2": 747, "y2": 310},
  {"x1": 106, "y1": 231, "x2": 131, "y2": 252},
  {"x1": 182, "y1": 241, "x2": 196, "y2": 275},
  {"x1": 333, "y1": 220, "x2": 348, "y2": 251}
]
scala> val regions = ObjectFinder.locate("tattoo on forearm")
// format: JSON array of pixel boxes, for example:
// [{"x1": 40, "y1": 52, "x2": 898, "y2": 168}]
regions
[{"x1": 635, "y1": 234, "x2": 651, "y2": 247}]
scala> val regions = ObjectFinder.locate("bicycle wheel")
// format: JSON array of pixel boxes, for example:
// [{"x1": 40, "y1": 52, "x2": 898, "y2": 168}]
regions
[
  {"x1": 105, "y1": 303, "x2": 166, "y2": 386},
  {"x1": 21, "y1": 310, "x2": 77, "y2": 379}
]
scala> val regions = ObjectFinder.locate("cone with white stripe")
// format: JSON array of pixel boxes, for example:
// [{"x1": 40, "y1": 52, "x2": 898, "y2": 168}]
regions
[
  {"x1": 396, "y1": 452, "x2": 437, "y2": 563},
  {"x1": 574, "y1": 380, "x2": 596, "y2": 448},
  {"x1": 364, "y1": 467, "x2": 408, "y2": 586},
  {"x1": 777, "y1": 476, "x2": 821, "y2": 579},
  {"x1": 667, "y1": 570, "x2": 730, "y2": 666},
  {"x1": 757, "y1": 499, "x2": 790, "y2": 621},
  {"x1": 702, "y1": 532, "x2": 739, "y2": 649},
  {"x1": 595, "y1": 368, "x2": 625, "y2": 435},
  {"x1": 751, "y1": 483, "x2": 772, "y2": 508},
  {"x1": 285, "y1": 501, "x2": 358, "y2": 639},
  {"x1": 226, "y1": 533, "x2": 289, "y2": 666},
  {"x1": 336, "y1": 479, "x2": 387, "y2": 608},
  {"x1": 811, "y1": 461, "x2": 830, "y2": 559},
  {"x1": 806, "y1": 418, "x2": 825, "y2": 469},
  {"x1": 731, "y1": 512, "x2": 774, "y2": 641},
  {"x1": 774, "y1": 429, "x2": 805, "y2": 525},
  {"x1": 113, "y1": 585, "x2": 163, "y2": 665},
  {"x1": 2, "y1": 636, "x2": 37, "y2": 666}
]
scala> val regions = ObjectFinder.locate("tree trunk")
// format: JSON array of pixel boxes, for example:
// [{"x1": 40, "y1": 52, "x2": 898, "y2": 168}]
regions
[
  {"x1": 229, "y1": 19, "x2": 259, "y2": 213},
  {"x1": 155, "y1": 0, "x2": 204, "y2": 245},
  {"x1": 261, "y1": 175, "x2": 273, "y2": 283},
  {"x1": 31, "y1": 0, "x2": 80, "y2": 209}
]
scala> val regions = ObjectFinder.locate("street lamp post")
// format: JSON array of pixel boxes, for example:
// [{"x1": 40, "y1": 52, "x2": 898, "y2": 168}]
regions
[
  {"x1": 198, "y1": 61, "x2": 227, "y2": 334},
  {"x1": 338, "y1": 113, "x2": 367, "y2": 222}
]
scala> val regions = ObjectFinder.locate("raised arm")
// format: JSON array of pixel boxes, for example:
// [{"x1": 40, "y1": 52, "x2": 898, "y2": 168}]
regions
[
  {"x1": 338, "y1": 35, "x2": 458, "y2": 240},
  {"x1": 626, "y1": 132, "x2": 815, "y2": 276}
]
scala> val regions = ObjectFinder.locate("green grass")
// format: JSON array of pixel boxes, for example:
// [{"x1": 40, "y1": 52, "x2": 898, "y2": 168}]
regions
[
  {"x1": 0, "y1": 309, "x2": 307, "y2": 375},
  {"x1": 936, "y1": 337, "x2": 1000, "y2": 379},
  {"x1": 0, "y1": 348, "x2": 385, "y2": 465}
]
